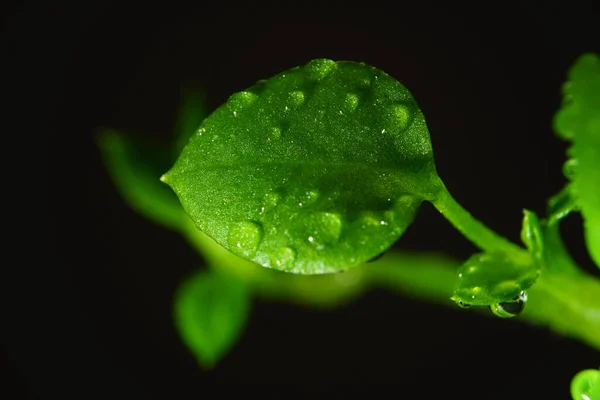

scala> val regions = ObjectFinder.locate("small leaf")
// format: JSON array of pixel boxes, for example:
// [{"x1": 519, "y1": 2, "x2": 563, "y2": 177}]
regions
[
  {"x1": 173, "y1": 270, "x2": 250, "y2": 368},
  {"x1": 97, "y1": 129, "x2": 188, "y2": 230},
  {"x1": 547, "y1": 184, "x2": 579, "y2": 226},
  {"x1": 452, "y1": 252, "x2": 539, "y2": 307},
  {"x1": 570, "y1": 368, "x2": 600, "y2": 400},
  {"x1": 163, "y1": 59, "x2": 443, "y2": 274},
  {"x1": 553, "y1": 53, "x2": 600, "y2": 268},
  {"x1": 489, "y1": 290, "x2": 528, "y2": 319},
  {"x1": 521, "y1": 209, "x2": 543, "y2": 265}
]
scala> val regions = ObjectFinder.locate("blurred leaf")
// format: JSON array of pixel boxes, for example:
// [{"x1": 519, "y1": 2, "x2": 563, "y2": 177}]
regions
[
  {"x1": 173, "y1": 270, "x2": 250, "y2": 368},
  {"x1": 180, "y1": 222, "x2": 367, "y2": 308},
  {"x1": 366, "y1": 251, "x2": 458, "y2": 304},
  {"x1": 553, "y1": 53, "x2": 600, "y2": 268},
  {"x1": 524, "y1": 265, "x2": 600, "y2": 351},
  {"x1": 97, "y1": 129, "x2": 188, "y2": 230}
]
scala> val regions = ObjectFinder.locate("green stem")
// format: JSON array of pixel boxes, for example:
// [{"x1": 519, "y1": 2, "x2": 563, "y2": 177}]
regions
[
  {"x1": 431, "y1": 186, "x2": 526, "y2": 258},
  {"x1": 525, "y1": 269, "x2": 600, "y2": 351}
]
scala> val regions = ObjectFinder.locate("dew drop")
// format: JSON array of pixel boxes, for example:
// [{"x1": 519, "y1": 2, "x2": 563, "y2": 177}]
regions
[
  {"x1": 271, "y1": 247, "x2": 297, "y2": 270},
  {"x1": 344, "y1": 93, "x2": 359, "y2": 112},
  {"x1": 227, "y1": 220, "x2": 264, "y2": 257},
  {"x1": 490, "y1": 292, "x2": 527, "y2": 319},
  {"x1": 457, "y1": 301, "x2": 472, "y2": 309},
  {"x1": 358, "y1": 75, "x2": 372, "y2": 88},
  {"x1": 270, "y1": 127, "x2": 282, "y2": 139},
  {"x1": 227, "y1": 91, "x2": 259, "y2": 113},
  {"x1": 300, "y1": 212, "x2": 343, "y2": 248},
  {"x1": 358, "y1": 214, "x2": 381, "y2": 230},
  {"x1": 300, "y1": 189, "x2": 320, "y2": 206},
  {"x1": 316, "y1": 212, "x2": 342, "y2": 241},
  {"x1": 289, "y1": 90, "x2": 305, "y2": 107},
  {"x1": 349, "y1": 213, "x2": 388, "y2": 246},
  {"x1": 263, "y1": 191, "x2": 281, "y2": 207},
  {"x1": 392, "y1": 104, "x2": 413, "y2": 131},
  {"x1": 305, "y1": 59, "x2": 337, "y2": 81}
]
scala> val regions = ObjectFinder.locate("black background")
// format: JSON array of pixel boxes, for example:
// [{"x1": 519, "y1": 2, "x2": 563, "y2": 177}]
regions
[{"x1": 5, "y1": 3, "x2": 600, "y2": 399}]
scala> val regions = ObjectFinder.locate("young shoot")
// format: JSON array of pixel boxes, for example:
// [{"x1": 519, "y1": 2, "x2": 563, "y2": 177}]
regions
[{"x1": 99, "y1": 54, "x2": 600, "y2": 391}]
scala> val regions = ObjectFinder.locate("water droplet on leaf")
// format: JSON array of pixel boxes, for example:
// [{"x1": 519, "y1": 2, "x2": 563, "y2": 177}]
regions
[
  {"x1": 289, "y1": 90, "x2": 306, "y2": 107},
  {"x1": 299, "y1": 189, "x2": 319, "y2": 206},
  {"x1": 490, "y1": 291, "x2": 527, "y2": 318},
  {"x1": 305, "y1": 59, "x2": 337, "y2": 81},
  {"x1": 227, "y1": 220, "x2": 264, "y2": 257},
  {"x1": 227, "y1": 91, "x2": 258, "y2": 113},
  {"x1": 271, "y1": 246, "x2": 297, "y2": 270},
  {"x1": 392, "y1": 104, "x2": 413, "y2": 131},
  {"x1": 270, "y1": 127, "x2": 282, "y2": 140},
  {"x1": 344, "y1": 93, "x2": 359, "y2": 112},
  {"x1": 299, "y1": 212, "x2": 343, "y2": 248},
  {"x1": 263, "y1": 192, "x2": 281, "y2": 208}
]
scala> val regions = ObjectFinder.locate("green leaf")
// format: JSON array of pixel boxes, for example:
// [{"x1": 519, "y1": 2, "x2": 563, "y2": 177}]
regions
[
  {"x1": 173, "y1": 270, "x2": 250, "y2": 368},
  {"x1": 541, "y1": 187, "x2": 582, "y2": 275},
  {"x1": 571, "y1": 368, "x2": 600, "y2": 400},
  {"x1": 553, "y1": 53, "x2": 600, "y2": 268},
  {"x1": 163, "y1": 59, "x2": 443, "y2": 274},
  {"x1": 97, "y1": 129, "x2": 189, "y2": 230},
  {"x1": 521, "y1": 209, "x2": 543, "y2": 265},
  {"x1": 547, "y1": 184, "x2": 579, "y2": 226},
  {"x1": 451, "y1": 252, "x2": 539, "y2": 308}
]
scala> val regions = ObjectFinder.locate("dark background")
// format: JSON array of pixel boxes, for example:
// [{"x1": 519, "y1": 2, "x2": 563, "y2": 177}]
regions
[{"x1": 6, "y1": 3, "x2": 600, "y2": 399}]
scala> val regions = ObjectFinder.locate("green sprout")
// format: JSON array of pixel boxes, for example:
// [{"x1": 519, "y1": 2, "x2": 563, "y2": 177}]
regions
[
  {"x1": 99, "y1": 54, "x2": 600, "y2": 397},
  {"x1": 161, "y1": 59, "x2": 525, "y2": 275}
]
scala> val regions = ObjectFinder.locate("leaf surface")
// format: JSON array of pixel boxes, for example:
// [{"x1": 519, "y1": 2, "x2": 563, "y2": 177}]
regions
[{"x1": 164, "y1": 59, "x2": 442, "y2": 274}]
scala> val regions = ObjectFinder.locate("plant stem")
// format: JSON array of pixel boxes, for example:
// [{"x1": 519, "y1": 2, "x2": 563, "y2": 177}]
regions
[{"x1": 431, "y1": 186, "x2": 527, "y2": 259}]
